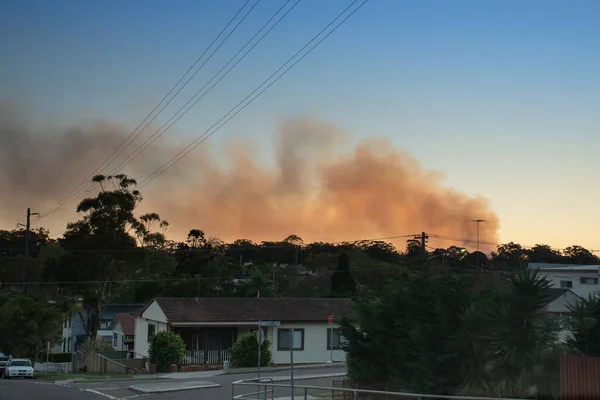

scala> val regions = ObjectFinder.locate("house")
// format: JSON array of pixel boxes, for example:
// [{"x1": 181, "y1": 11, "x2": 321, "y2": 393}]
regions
[
  {"x1": 61, "y1": 303, "x2": 145, "y2": 352},
  {"x1": 108, "y1": 312, "x2": 138, "y2": 352},
  {"x1": 542, "y1": 288, "x2": 581, "y2": 316},
  {"x1": 541, "y1": 288, "x2": 582, "y2": 344},
  {"x1": 134, "y1": 297, "x2": 354, "y2": 365},
  {"x1": 530, "y1": 263, "x2": 600, "y2": 299}
]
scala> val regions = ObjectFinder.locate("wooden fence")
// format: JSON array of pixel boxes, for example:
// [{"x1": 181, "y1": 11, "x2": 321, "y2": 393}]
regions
[{"x1": 560, "y1": 353, "x2": 600, "y2": 400}]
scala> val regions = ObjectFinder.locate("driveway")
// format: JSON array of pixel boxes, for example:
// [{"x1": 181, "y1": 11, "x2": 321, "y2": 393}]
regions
[{"x1": 0, "y1": 365, "x2": 346, "y2": 400}]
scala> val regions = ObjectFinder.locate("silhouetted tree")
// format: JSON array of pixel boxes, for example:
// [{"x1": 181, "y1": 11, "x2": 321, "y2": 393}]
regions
[{"x1": 330, "y1": 252, "x2": 356, "y2": 297}]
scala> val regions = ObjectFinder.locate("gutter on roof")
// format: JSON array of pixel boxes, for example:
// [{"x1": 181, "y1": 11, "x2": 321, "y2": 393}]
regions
[{"x1": 172, "y1": 321, "x2": 263, "y2": 327}]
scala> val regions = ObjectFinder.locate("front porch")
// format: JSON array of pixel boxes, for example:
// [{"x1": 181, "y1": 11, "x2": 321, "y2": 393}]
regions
[{"x1": 173, "y1": 326, "x2": 238, "y2": 366}]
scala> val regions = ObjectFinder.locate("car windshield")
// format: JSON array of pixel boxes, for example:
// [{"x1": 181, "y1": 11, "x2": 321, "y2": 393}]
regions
[
  {"x1": 0, "y1": 357, "x2": 9, "y2": 362},
  {"x1": 11, "y1": 360, "x2": 31, "y2": 367}
]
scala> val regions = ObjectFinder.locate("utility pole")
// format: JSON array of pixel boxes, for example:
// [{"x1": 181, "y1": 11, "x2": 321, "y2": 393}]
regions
[
  {"x1": 22, "y1": 208, "x2": 39, "y2": 295},
  {"x1": 420, "y1": 232, "x2": 429, "y2": 255},
  {"x1": 470, "y1": 219, "x2": 486, "y2": 271}
]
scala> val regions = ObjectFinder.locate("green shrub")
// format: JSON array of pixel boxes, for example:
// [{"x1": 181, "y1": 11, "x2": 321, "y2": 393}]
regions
[
  {"x1": 49, "y1": 352, "x2": 73, "y2": 363},
  {"x1": 229, "y1": 332, "x2": 271, "y2": 368},
  {"x1": 149, "y1": 331, "x2": 185, "y2": 372}
]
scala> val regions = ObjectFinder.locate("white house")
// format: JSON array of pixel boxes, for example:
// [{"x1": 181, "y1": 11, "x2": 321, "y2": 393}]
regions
[
  {"x1": 530, "y1": 263, "x2": 600, "y2": 299},
  {"x1": 134, "y1": 297, "x2": 353, "y2": 365},
  {"x1": 542, "y1": 288, "x2": 581, "y2": 315},
  {"x1": 540, "y1": 288, "x2": 582, "y2": 343}
]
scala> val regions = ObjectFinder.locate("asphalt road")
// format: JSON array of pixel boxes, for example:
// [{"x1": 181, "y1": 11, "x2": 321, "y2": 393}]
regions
[
  {"x1": 0, "y1": 365, "x2": 346, "y2": 400},
  {"x1": 0, "y1": 379, "x2": 101, "y2": 400}
]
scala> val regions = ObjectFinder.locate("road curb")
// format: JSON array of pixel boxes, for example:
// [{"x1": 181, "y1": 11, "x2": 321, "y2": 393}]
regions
[
  {"x1": 129, "y1": 381, "x2": 221, "y2": 393},
  {"x1": 224, "y1": 362, "x2": 346, "y2": 375}
]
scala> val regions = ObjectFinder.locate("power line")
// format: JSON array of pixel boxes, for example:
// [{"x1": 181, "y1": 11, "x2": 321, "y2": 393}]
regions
[
  {"x1": 36, "y1": 0, "x2": 298, "y2": 221},
  {"x1": 0, "y1": 266, "x2": 403, "y2": 286},
  {"x1": 100, "y1": 0, "x2": 302, "y2": 184},
  {"x1": 37, "y1": 0, "x2": 258, "y2": 221},
  {"x1": 137, "y1": 0, "x2": 368, "y2": 190},
  {"x1": 0, "y1": 259, "x2": 513, "y2": 287},
  {"x1": 34, "y1": 0, "x2": 368, "y2": 222},
  {"x1": 429, "y1": 234, "x2": 570, "y2": 252}
]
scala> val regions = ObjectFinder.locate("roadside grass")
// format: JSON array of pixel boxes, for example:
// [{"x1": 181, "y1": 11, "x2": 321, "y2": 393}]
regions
[{"x1": 35, "y1": 372, "x2": 127, "y2": 381}]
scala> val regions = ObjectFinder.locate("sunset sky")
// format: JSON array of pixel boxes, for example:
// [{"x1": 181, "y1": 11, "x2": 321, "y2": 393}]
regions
[{"x1": 2, "y1": 0, "x2": 599, "y2": 251}]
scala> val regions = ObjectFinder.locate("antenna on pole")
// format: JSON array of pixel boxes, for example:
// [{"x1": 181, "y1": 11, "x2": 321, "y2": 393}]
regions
[{"x1": 470, "y1": 219, "x2": 487, "y2": 272}]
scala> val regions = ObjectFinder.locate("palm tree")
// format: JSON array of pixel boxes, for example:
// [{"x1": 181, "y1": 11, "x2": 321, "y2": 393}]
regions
[
  {"x1": 455, "y1": 268, "x2": 557, "y2": 397},
  {"x1": 567, "y1": 294, "x2": 600, "y2": 355},
  {"x1": 489, "y1": 268, "x2": 554, "y2": 396}
]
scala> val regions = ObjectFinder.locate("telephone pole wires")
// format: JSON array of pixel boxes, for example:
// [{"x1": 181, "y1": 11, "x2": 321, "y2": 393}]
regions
[
  {"x1": 21, "y1": 208, "x2": 40, "y2": 295},
  {"x1": 420, "y1": 232, "x2": 429, "y2": 255}
]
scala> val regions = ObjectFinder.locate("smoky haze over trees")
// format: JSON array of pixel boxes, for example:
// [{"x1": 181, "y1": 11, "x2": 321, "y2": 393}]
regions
[
  {"x1": 1, "y1": 99, "x2": 498, "y2": 247},
  {"x1": 0, "y1": 172, "x2": 598, "y2": 396}
]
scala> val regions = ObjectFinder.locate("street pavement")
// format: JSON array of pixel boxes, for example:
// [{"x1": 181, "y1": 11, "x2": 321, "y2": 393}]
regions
[
  {"x1": 0, "y1": 379, "x2": 100, "y2": 400},
  {"x1": 0, "y1": 365, "x2": 346, "y2": 400}
]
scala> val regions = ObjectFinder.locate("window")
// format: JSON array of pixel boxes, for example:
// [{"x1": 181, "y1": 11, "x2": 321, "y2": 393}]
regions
[
  {"x1": 62, "y1": 339, "x2": 66, "y2": 352},
  {"x1": 560, "y1": 280, "x2": 573, "y2": 288},
  {"x1": 99, "y1": 321, "x2": 109, "y2": 330},
  {"x1": 10, "y1": 360, "x2": 31, "y2": 367},
  {"x1": 277, "y1": 328, "x2": 304, "y2": 351},
  {"x1": 68, "y1": 317, "x2": 72, "y2": 328},
  {"x1": 67, "y1": 338, "x2": 72, "y2": 352},
  {"x1": 581, "y1": 277, "x2": 599, "y2": 285},
  {"x1": 327, "y1": 328, "x2": 343, "y2": 350},
  {"x1": 113, "y1": 333, "x2": 118, "y2": 347},
  {"x1": 148, "y1": 324, "x2": 156, "y2": 342}
]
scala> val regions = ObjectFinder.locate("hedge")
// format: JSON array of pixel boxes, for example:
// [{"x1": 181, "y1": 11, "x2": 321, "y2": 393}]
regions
[{"x1": 37, "y1": 352, "x2": 72, "y2": 363}]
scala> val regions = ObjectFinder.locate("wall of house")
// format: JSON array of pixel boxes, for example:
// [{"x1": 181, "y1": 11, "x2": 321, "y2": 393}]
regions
[
  {"x1": 270, "y1": 323, "x2": 346, "y2": 364},
  {"x1": 143, "y1": 301, "x2": 168, "y2": 323},
  {"x1": 134, "y1": 312, "x2": 169, "y2": 357},
  {"x1": 546, "y1": 291, "x2": 581, "y2": 314},
  {"x1": 539, "y1": 270, "x2": 600, "y2": 299}
]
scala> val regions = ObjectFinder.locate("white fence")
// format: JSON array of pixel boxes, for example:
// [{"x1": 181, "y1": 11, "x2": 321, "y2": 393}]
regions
[
  {"x1": 34, "y1": 362, "x2": 72, "y2": 373},
  {"x1": 184, "y1": 349, "x2": 230, "y2": 365}
]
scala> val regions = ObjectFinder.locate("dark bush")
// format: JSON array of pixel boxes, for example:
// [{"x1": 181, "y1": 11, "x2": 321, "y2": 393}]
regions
[
  {"x1": 229, "y1": 332, "x2": 271, "y2": 368},
  {"x1": 149, "y1": 331, "x2": 185, "y2": 372}
]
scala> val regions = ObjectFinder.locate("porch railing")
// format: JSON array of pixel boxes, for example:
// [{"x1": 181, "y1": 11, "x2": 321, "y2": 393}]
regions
[{"x1": 184, "y1": 349, "x2": 230, "y2": 365}]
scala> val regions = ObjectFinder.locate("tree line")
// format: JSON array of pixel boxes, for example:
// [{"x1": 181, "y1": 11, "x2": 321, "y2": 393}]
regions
[{"x1": 0, "y1": 174, "x2": 598, "y2": 382}]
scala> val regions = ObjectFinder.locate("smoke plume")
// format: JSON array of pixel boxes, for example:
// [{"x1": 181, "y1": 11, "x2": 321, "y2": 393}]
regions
[{"x1": 0, "y1": 100, "x2": 500, "y2": 250}]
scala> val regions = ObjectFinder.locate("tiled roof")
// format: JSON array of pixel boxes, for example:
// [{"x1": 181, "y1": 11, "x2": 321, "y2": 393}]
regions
[
  {"x1": 115, "y1": 310, "x2": 141, "y2": 336},
  {"x1": 151, "y1": 297, "x2": 354, "y2": 323}
]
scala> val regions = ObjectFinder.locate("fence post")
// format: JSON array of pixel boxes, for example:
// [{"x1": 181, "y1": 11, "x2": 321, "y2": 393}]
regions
[
  {"x1": 304, "y1": 387, "x2": 308, "y2": 399},
  {"x1": 353, "y1": 390, "x2": 358, "y2": 400}
]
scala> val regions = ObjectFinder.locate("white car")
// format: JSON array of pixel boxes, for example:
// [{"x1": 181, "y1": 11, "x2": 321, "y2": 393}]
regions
[{"x1": 3, "y1": 358, "x2": 34, "y2": 379}]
